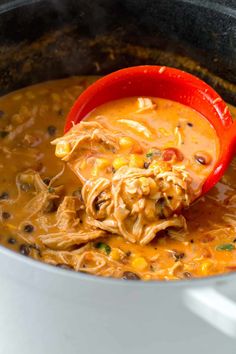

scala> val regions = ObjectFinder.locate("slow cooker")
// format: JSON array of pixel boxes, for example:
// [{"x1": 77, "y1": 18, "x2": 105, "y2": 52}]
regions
[{"x1": 1, "y1": 1, "x2": 236, "y2": 353}]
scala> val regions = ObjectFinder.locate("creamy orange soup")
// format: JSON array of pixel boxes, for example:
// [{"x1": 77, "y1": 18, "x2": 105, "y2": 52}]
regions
[
  {"x1": 83, "y1": 96, "x2": 219, "y2": 195},
  {"x1": 0, "y1": 76, "x2": 236, "y2": 281}
]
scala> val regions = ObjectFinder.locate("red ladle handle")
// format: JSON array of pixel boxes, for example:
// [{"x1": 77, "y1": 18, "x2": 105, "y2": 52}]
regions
[{"x1": 65, "y1": 65, "x2": 235, "y2": 195}]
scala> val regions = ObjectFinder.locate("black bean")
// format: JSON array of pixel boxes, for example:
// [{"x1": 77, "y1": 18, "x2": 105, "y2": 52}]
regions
[
  {"x1": 156, "y1": 198, "x2": 166, "y2": 219},
  {"x1": 2, "y1": 211, "x2": 10, "y2": 220},
  {"x1": 187, "y1": 122, "x2": 193, "y2": 127},
  {"x1": 183, "y1": 271, "x2": 192, "y2": 279},
  {"x1": 144, "y1": 162, "x2": 150, "y2": 169},
  {"x1": 150, "y1": 264, "x2": 155, "y2": 272},
  {"x1": 43, "y1": 200, "x2": 57, "y2": 213},
  {"x1": 20, "y1": 182, "x2": 33, "y2": 192},
  {"x1": 47, "y1": 125, "x2": 57, "y2": 136},
  {"x1": 19, "y1": 244, "x2": 30, "y2": 256},
  {"x1": 0, "y1": 110, "x2": 4, "y2": 118},
  {"x1": 95, "y1": 203, "x2": 100, "y2": 211},
  {"x1": 0, "y1": 192, "x2": 9, "y2": 200},
  {"x1": 7, "y1": 237, "x2": 16, "y2": 245},
  {"x1": 43, "y1": 177, "x2": 51, "y2": 186},
  {"x1": 233, "y1": 238, "x2": 236, "y2": 243},
  {"x1": 126, "y1": 251, "x2": 131, "y2": 257},
  {"x1": 167, "y1": 196, "x2": 173, "y2": 200},
  {"x1": 172, "y1": 251, "x2": 185, "y2": 262},
  {"x1": 190, "y1": 239, "x2": 194, "y2": 243},
  {"x1": 57, "y1": 109, "x2": 64, "y2": 117},
  {"x1": 29, "y1": 243, "x2": 42, "y2": 257},
  {"x1": 95, "y1": 201, "x2": 105, "y2": 211},
  {"x1": 23, "y1": 224, "x2": 34, "y2": 233},
  {"x1": 122, "y1": 271, "x2": 140, "y2": 280},
  {"x1": 0, "y1": 131, "x2": 9, "y2": 138},
  {"x1": 56, "y1": 264, "x2": 73, "y2": 271},
  {"x1": 194, "y1": 155, "x2": 206, "y2": 165},
  {"x1": 159, "y1": 197, "x2": 166, "y2": 205}
]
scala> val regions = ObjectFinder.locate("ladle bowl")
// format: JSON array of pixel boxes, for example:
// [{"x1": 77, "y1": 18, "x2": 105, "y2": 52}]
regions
[{"x1": 65, "y1": 65, "x2": 236, "y2": 195}]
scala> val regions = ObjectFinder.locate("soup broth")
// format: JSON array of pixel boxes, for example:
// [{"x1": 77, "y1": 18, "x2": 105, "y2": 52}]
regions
[
  {"x1": 83, "y1": 96, "x2": 219, "y2": 194},
  {"x1": 0, "y1": 76, "x2": 235, "y2": 280}
]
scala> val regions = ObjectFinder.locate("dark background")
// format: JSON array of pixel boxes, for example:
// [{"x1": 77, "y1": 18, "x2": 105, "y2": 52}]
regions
[{"x1": 0, "y1": 0, "x2": 236, "y2": 104}]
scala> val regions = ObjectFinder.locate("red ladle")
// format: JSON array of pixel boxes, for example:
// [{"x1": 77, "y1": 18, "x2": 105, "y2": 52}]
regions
[{"x1": 65, "y1": 65, "x2": 236, "y2": 196}]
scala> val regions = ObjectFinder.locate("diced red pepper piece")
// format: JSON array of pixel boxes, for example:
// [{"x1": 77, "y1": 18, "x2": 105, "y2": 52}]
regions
[{"x1": 162, "y1": 148, "x2": 184, "y2": 162}]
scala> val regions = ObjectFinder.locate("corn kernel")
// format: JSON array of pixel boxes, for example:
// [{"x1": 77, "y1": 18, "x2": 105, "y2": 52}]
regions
[
  {"x1": 112, "y1": 157, "x2": 128, "y2": 170},
  {"x1": 148, "y1": 178, "x2": 157, "y2": 191},
  {"x1": 6, "y1": 223, "x2": 17, "y2": 230},
  {"x1": 96, "y1": 158, "x2": 110, "y2": 169},
  {"x1": 55, "y1": 141, "x2": 71, "y2": 158},
  {"x1": 119, "y1": 136, "x2": 134, "y2": 149},
  {"x1": 200, "y1": 260, "x2": 213, "y2": 275},
  {"x1": 132, "y1": 256, "x2": 148, "y2": 271},
  {"x1": 149, "y1": 161, "x2": 161, "y2": 170},
  {"x1": 110, "y1": 248, "x2": 120, "y2": 261},
  {"x1": 158, "y1": 127, "x2": 171, "y2": 137},
  {"x1": 129, "y1": 154, "x2": 144, "y2": 168},
  {"x1": 144, "y1": 200, "x2": 156, "y2": 219},
  {"x1": 91, "y1": 158, "x2": 110, "y2": 177},
  {"x1": 80, "y1": 160, "x2": 87, "y2": 170},
  {"x1": 139, "y1": 176, "x2": 149, "y2": 185},
  {"x1": 91, "y1": 166, "x2": 99, "y2": 177}
]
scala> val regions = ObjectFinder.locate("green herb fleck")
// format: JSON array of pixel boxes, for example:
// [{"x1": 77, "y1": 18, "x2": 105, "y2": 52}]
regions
[
  {"x1": 48, "y1": 187, "x2": 55, "y2": 193},
  {"x1": 216, "y1": 243, "x2": 235, "y2": 251},
  {"x1": 95, "y1": 242, "x2": 111, "y2": 255},
  {"x1": 146, "y1": 152, "x2": 153, "y2": 158}
]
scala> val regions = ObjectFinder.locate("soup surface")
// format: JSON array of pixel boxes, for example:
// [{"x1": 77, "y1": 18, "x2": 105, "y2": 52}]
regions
[
  {"x1": 53, "y1": 96, "x2": 219, "y2": 246},
  {"x1": 0, "y1": 76, "x2": 236, "y2": 280},
  {"x1": 63, "y1": 97, "x2": 219, "y2": 193}
]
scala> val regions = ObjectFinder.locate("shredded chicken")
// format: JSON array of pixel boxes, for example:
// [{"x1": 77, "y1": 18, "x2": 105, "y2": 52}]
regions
[
  {"x1": 56, "y1": 196, "x2": 83, "y2": 231},
  {"x1": 136, "y1": 97, "x2": 156, "y2": 112},
  {"x1": 0, "y1": 77, "x2": 231, "y2": 281},
  {"x1": 7, "y1": 106, "x2": 38, "y2": 141},
  {"x1": 31, "y1": 245, "x2": 124, "y2": 277},
  {"x1": 82, "y1": 164, "x2": 190, "y2": 245},
  {"x1": 17, "y1": 170, "x2": 64, "y2": 218},
  {"x1": 117, "y1": 119, "x2": 152, "y2": 138},
  {"x1": 52, "y1": 120, "x2": 192, "y2": 245},
  {"x1": 51, "y1": 122, "x2": 119, "y2": 162},
  {"x1": 38, "y1": 229, "x2": 105, "y2": 250}
]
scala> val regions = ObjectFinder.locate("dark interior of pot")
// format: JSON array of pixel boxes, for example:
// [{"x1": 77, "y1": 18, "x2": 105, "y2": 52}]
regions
[
  {"x1": 1, "y1": 0, "x2": 236, "y2": 103},
  {"x1": 1, "y1": 0, "x2": 236, "y2": 281}
]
